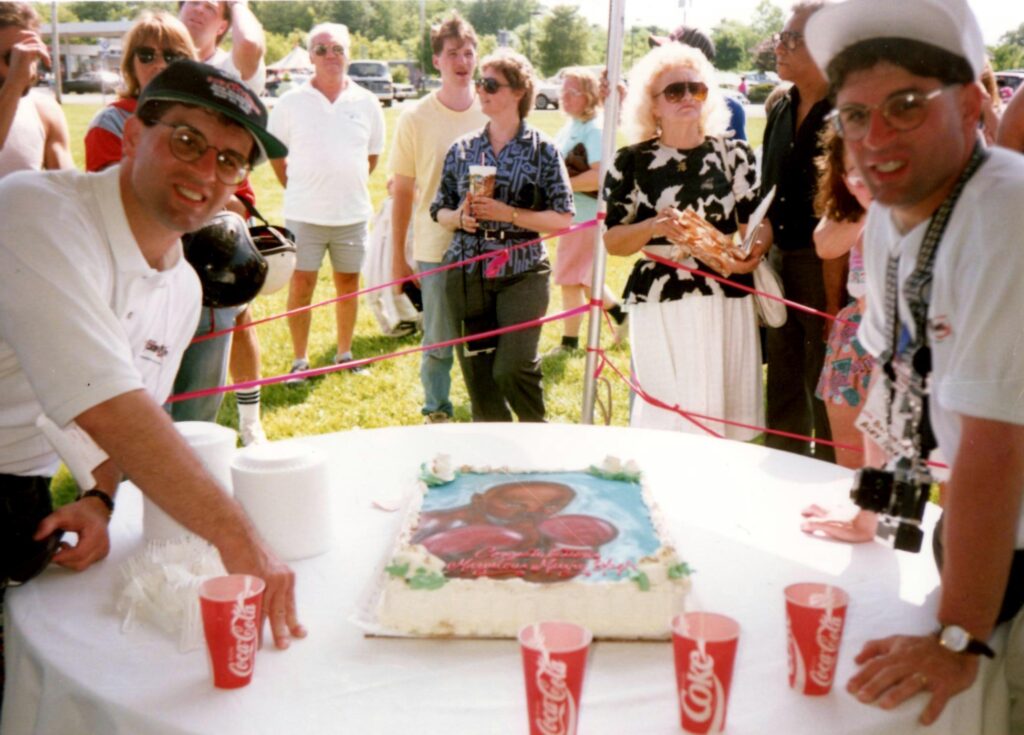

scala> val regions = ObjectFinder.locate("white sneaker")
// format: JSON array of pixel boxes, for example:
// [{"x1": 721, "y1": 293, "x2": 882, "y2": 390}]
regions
[
  {"x1": 284, "y1": 358, "x2": 310, "y2": 385},
  {"x1": 239, "y1": 421, "x2": 267, "y2": 446}
]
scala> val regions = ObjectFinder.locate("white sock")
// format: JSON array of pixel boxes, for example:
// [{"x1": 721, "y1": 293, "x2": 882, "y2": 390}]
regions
[{"x1": 236, "y1": 388, "x2": 261, "y2": 424}]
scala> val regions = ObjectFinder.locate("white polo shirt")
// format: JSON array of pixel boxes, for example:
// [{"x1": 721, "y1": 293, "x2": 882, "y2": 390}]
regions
[
  {"x1": 859, "y1": 147, "x2": 1024, "y2": 546},
  {"x1": 268, "y1": 79, "x2": 385, "y2": 226},
  {"x1": 0, "y1": 166, "x2": 201, "y2": 476}
]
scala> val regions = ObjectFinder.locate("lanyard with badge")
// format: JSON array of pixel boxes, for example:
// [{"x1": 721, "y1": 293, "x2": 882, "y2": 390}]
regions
[{"x1": 851, "y1": 142, "x2": 987, "y2": 552}]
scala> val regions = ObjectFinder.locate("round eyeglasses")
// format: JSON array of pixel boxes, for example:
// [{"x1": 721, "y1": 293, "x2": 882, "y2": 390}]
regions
[
  {"x1": 154, "y1": 121, "x2": 251, "y2": 186},
  {"x1": 829, "y1": 87, "x2": 951, "y2": 141},
  {"x1": 772, "y1": 30, "x2": 804, "y2": 51}
]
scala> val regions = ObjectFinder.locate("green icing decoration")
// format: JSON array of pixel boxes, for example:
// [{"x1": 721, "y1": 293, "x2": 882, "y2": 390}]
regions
[
  {"x1": 668, "y1": 562, "x2": 694, "y2": 579},
  {"x1": 586, "y1": 464, "x2": 642, "y2": 483},
  {"x1": 385, "y1": 562, "x2": 410, "y2": 578},
  {"x1": 408, "y1": 568, "x2": 447, "y2": 590},
  {"x1": 419, "y1": 462, "x2": 457, "y2": 487},
  {"x1": 632, "y1": 571, "x2": 651, "y2": 591}
]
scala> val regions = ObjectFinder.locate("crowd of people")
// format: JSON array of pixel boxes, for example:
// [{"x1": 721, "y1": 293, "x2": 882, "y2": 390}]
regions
[{"x1": 0, "y1": 0, "x2": 1022, "y2": 728}]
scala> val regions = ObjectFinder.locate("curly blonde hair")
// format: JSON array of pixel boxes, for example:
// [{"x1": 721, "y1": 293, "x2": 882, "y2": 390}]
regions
[
  {"x1": 560, "y1": 66, "x2": 601, "y2": 122},
  {"x1": 621, "y1": 43, "x2": 728, "y2": 144},
  {"x1": 120, "y1": 10, "x2": 196, "y2": 99},
  {"x1": 480, "y1": 48, "x2": 536, "y2": 120}
]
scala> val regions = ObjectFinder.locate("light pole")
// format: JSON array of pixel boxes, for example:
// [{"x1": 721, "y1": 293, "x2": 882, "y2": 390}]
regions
[{"x1": 527, "y1": 10, "x2": 543, "y2": 61}]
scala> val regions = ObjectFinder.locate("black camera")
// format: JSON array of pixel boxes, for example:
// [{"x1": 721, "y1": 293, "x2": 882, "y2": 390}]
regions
[{"x1": 850, "y1": 466, "x2": 931, "y2": 553}]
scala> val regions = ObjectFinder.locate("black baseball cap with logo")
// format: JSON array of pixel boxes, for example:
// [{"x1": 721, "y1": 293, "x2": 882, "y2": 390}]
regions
[{"x1": 138, "y1": 59, "x2": 287, "y2": 164}]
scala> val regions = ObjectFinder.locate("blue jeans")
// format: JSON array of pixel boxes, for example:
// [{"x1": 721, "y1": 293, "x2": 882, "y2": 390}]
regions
[
  {"x1": 418, "y1": 260, "x2": 456, "y2": 417},
  {"x1": 168, "y1": 305, "x2": 241, "y2": 422}
]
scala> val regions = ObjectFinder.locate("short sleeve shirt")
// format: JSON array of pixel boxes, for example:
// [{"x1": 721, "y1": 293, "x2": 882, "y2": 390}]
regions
[
  {"x1": 859, "y1": 148, "x2": 1024, "y2": 546},
  {"x1": 602, "y1": 136, "x2": 759, "y2": 303},
  {"x1": 430, "y1": 122, "x2": 574, "y2": 277},
  {"x1": 0, "y1": 167, "x2": 201, "y2": 475},
  {"x1": 555, "y1": 116, "x2": 602, "y2": 224}
]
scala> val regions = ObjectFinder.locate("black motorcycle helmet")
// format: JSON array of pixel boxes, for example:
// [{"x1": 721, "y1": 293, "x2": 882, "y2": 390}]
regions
[{"x1": 183, "y1": 210, "x2": 268, "y2": 308}]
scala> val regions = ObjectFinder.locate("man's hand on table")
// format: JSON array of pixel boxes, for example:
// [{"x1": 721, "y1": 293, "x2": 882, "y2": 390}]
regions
[
  {"x1": 218, "y1": 535, "x2": 307, "y2": 649},
  {"x1": 847, "y1": 633, "x2": 979, "y2": 726},
  {"x1": 800, "y1": 505, "x2": 877, "y2": 543},
  {"x1": 33, "y1": 497, "x2": 111, "y2": 571}
]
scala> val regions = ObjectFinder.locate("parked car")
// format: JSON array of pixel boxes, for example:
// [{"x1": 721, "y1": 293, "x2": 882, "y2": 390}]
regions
[
  {"x1": 63, "y1": 70, "x2": 120, "y2": 94},
  {"x1": 739, "y1": 70, "x2": 780, "y2": 87},
  {"x1": 995, "y1": 70, "x2": 1024, "y2": 102},
  {"x1": 534, "y1": 77, "x2": 561, "y2": 110},
  {"x1": 348, "y1": 60, "x2": 394, "y2": 107},
  {"x1": 393, "y1": 82, "x2": 417, "y2": 101}
]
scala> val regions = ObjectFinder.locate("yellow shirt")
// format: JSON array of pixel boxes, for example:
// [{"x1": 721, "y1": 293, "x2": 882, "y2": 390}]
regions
[{"x1": 388, "y1": 91, "x2": 487, "y2": 263}]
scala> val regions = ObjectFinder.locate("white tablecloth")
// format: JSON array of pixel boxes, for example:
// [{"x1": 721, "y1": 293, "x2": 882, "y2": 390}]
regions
[{"x1": 1, "y1": 424, "x2": 1010, "y2": 734}]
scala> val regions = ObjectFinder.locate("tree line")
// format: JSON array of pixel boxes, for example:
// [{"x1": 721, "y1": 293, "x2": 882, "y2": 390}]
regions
[{"x1": 37, "y1": 1, "x2": 1024, "y2": 79}]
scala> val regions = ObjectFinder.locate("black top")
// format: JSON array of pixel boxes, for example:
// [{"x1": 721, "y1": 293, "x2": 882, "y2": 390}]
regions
[
  {"x1": 603, "y1": 137, "x2": 759, "y2": 302},
  {"x1": 759, "y1": 86, "x2": 832, "y2": 251}
]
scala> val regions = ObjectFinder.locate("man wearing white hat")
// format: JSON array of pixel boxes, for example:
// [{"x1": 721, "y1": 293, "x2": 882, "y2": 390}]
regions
[{"x1": 806, "y1": 0, "x2": 1024, "y2": 727}]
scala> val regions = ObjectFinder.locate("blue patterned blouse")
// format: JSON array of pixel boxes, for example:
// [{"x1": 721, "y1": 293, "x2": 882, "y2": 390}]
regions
[{"x1": 430, "y1": 121, "x2": 574, "y2": 277}]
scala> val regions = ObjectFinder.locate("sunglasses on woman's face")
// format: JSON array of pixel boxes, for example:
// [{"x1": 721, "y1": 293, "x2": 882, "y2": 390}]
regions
[
  {"x1": 654, "y1": 81, "x2": 709, "y2": 103},
  {"x1": 135, "y1": 47, "x2": 186, "y2": 65},
  {"x1": 475, "y1": 76, "x2": 510, "y2": 94},
  {"x1": 313, "y1": 43, "x2": 346, "y2": 57}
]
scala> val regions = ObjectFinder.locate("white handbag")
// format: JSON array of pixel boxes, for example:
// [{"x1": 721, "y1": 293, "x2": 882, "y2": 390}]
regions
[{"x1": 752, "y1": 259, "x2": 787, "y2": 327}]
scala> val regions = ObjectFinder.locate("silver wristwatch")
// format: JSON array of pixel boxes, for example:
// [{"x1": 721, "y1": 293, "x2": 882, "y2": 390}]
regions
[{"x1": 938, "y1": 624, "x2": 995, "y2": 658}]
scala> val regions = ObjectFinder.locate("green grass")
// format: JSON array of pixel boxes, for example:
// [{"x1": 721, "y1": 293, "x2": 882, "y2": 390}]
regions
[{"x1": 60, "y1": 101, "x2": 766, "y2": 443}]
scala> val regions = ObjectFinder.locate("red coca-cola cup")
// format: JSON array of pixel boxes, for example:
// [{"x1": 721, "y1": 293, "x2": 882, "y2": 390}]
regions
[
  {"x1": 671, "y1": 612, "x2": 740, "y2": 734},
  {"x1": 784, "y1": 582, "x2": 849, "y2": 695},
  {"x1": 518, "y1": 621, "x2": 592, "y2": 735},
  {"x1": 199, "y1": 574, "x2": 265, "y2": 689}
]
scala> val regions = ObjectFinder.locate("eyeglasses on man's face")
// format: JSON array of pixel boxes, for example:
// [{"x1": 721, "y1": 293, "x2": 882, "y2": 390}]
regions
[
  {"x1": 135, "y1": 46, "x2": 186, "y2": 65},
  {"x1": 654, "y1": 80, "x2": 709, "y2": 103},
  {"x1": 475, "y1": 76, "x2": 510, "y2": 94},
  {"x1": 312, "y1": 43, "x2": 346, "y2": 58},
  {"x1": 154, "y1": 121, "x2": 251, "y2": 186},
  {"x1": 829, "y1": 86, "x2": 952, "y2": 141},
  {"x1": 773, "y1": 30, "x2": 804, "y2": 51}
]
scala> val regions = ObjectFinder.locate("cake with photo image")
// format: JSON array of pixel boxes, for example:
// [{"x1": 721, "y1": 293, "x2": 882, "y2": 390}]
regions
[{"x1": 367, "y1": 455, "x2": 692, "y2": 639}]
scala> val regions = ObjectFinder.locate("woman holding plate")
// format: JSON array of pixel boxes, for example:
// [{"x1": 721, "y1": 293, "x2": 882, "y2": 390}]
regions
[
  {"x1": 603, "y1": 43, "x2": 768, "y2": 437},
  {"x1": 431, "y1": 49, "x2": 573, "y2": 422}
]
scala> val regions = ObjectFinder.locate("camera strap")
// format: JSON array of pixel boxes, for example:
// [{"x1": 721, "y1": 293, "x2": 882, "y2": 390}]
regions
[{"x1": 877, "y1": 142, "x2": 987, "y2": 470}]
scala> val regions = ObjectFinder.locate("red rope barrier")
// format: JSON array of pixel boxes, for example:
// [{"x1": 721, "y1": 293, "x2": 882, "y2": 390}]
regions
[
  {"x1": 190, "y1": 219, "x2": 601, "y2": 344},
  {"x1": 167, "y1": 304, "x2": 590, "y2": 403}
]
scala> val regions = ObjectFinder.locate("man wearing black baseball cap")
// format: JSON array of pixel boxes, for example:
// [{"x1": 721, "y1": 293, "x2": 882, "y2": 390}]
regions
[
  {"x1": 805, "y1": 0, "x2": 1024, "y2": 726},
  {"x1": 0, "y1": 60, "x2": 304, "y2": 657}
]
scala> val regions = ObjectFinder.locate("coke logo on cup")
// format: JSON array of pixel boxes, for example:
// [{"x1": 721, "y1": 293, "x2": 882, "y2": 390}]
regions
[
  {"x1": 809, "y1": 613, "x2": 842, "y2": 687},
  {"x1": 679, "y1": 648, "x2": 726, "y2": 732},
  {"x1": 227, "y1": 600, "x2": 258, "y2": 678},
  {"x1": 535, "y1": 657, "x2": 577, "y2": 735}
]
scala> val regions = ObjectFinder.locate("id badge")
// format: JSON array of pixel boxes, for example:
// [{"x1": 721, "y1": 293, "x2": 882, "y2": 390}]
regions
[{"x1": 855, "y1": 376, "x2": 897, "y2": 456}]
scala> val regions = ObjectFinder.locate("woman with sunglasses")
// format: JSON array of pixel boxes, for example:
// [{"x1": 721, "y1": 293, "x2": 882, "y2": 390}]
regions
[
  {"x1": 84, "y1": 10, "x2": 196, "y2": 172},
  {"x1": 603, "y1": 43, "x2": 766, "y2": 437},
  {"x1": 431, "y1": 49, "x2": 574, "y2": 422}
]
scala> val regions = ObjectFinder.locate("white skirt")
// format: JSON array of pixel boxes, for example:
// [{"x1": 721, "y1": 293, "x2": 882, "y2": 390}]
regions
[{"x1": 629, "y1": 295, "x2": 763, "y2": 441}]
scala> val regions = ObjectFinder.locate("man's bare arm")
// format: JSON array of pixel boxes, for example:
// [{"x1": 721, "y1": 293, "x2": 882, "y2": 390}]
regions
[
  {"x1": 225, "y1": 0, "x2": 265, "y2": 82},
  {"x1": 37, "y1": 95, "x2": 73, "y2": 170},
  {"x1": 390, "y1": 173, "x2": 417, "y2": 293},
  {"x1": 76, "y1": 389, "x2": 305, "y2": 648}
]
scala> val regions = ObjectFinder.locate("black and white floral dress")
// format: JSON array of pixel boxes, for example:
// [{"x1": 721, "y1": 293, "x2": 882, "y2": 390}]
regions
[{"x1": 603, "y1": 136, "x2": 764, "y2": 439}]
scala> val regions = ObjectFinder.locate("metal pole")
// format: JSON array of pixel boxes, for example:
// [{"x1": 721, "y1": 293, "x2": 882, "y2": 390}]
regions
[
  {"x1": 580, "y1": 0, "x2": 625, "y2": 424},
  {"x1": 50, "y1": 1, "x2": 61, "y2": 102}
]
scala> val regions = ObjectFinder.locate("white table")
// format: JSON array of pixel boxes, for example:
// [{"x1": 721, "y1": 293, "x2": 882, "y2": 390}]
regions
[{"x1": 1, "y1": 424, "x2": 1009, "y2": 734}]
